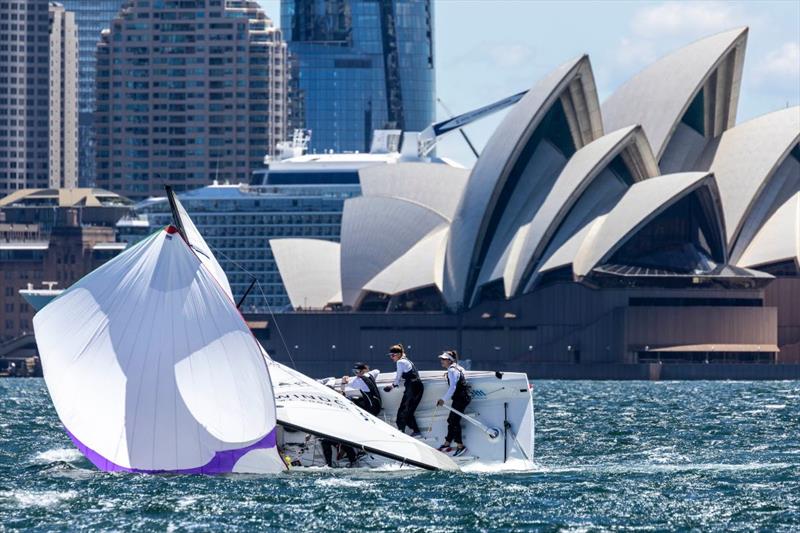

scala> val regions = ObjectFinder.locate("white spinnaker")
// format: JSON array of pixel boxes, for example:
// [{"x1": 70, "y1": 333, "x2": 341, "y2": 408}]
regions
[
  {"x1": 172, "y1": 194, "x2": 234, "y2": 300},
  {"x1": 33, "y1": 228, "x2": 283, "y2": 473},
  {"x1": 266, "y1": 355, "x2": 459, "y2": 471}
]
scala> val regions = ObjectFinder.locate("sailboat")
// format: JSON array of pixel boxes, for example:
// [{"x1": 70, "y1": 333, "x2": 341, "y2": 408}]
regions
[
  {"x1": 165, "y1": 187, "x2": 457, "y2": 471},
  {"x1": 33, "y1": 186, "x2": 458, "y2": 473}
]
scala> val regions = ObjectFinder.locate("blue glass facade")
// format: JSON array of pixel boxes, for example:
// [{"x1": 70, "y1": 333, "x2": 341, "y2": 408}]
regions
[
  {"x1": 281, "y1": 0, "x2": 434, "y2": 153},
  {"x1": 59, "y1": 1, "x2": 125, "y2": 186}
]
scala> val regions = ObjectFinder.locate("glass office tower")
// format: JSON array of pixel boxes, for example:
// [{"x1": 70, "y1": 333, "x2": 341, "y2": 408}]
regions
[
  {"x1": 281, "y1": 0, "x2": 435, "y2": 153},
  {"x1": 60, "y1": 1, "x2": 125, "y2": 186}
]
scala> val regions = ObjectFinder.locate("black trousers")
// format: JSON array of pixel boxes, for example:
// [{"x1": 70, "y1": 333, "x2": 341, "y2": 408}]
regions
[
  {"x1": 353, "y1": 393, "x2": 381, "y2": 416},
  {"x1": 445, "y1": 395, "x2": 471, "y2": 445},
  {"x1": 396, "y1": 380, "x2": 424, "y2": 433},
  {"x1": 321, "y1": 439, "x2": 356, "y2": 466}
]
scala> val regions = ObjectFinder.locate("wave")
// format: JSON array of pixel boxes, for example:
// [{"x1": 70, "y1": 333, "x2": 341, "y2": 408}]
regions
[
  {"x1": 0, "y1": 490, "x2": 78, "y2": 508},
  {"x1": 34, "y1": 448, "x2": 83, "y2": 464},
  {"x1": 535, "y1": 462, "x2": 793, "y2": 475}
]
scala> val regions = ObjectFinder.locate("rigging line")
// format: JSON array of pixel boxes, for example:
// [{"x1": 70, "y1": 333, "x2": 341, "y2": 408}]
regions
[
  {"x1": 254, "y1": 278, "x2": 298, "y2": 371},
  {"x1": 209, "y1": 245, "x2": 298, "y2": 370}
]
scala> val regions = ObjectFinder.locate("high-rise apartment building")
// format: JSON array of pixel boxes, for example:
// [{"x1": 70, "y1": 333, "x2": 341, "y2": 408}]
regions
[
  {"x1": 48, "y1": 2, "x2": 79, "y2": 189},
  {"x1": 281, "y1": 0, "x2": 435, "y2": 153},
  {"x1": 0, "y1": 1, "x2": 78, "y2": 196},
  {"x1": 95, "y1": 0, "x2": 289, "y2": 201},
  {"x1": 60, "y1": 0, "x2": 125, "y2": 187}
]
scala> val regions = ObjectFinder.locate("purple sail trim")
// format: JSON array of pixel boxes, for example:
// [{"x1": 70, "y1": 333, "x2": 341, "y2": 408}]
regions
[{"x1": 64, "y1": 426, "x2": 280, "y2": 474}]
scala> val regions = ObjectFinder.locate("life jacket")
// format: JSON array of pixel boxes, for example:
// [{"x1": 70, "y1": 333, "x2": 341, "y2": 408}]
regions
[
  {"x1": 358, "y1": 373, "x2": 382, "y2": 415},
  {"x1": 447, "y1": 364, "x2": 472, "y2": 402},
  {"x1": 400, "y1": 358, "x2": 420, "y2": 385}
]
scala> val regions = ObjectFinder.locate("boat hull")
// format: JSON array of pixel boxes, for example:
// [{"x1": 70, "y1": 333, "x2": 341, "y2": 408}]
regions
[{"x1": 277, "y1": 370, "x2": 534, "y2": 469}]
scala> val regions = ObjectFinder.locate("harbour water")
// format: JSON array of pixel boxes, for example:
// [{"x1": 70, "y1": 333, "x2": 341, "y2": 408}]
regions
[{"x1": 1, "y1": 379, "x2": 798, "y2": 531}]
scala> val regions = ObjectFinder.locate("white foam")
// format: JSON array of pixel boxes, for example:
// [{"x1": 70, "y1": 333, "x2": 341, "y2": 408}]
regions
[
  {"x1": 460, "y1": 458, "x2": 536, "y2": 473},
  {"x1": 0, "y1": 490, "x2": 78, "y2": 508},
  {"x1": 34, "y1": 448, "x2": 83, "y2": 463},
  {"x1": 314, "y1": 477, "x2": 369, "y2": 488},
  {"x1": 176, "y1": 496, "x2": 200, "y2": 510}
]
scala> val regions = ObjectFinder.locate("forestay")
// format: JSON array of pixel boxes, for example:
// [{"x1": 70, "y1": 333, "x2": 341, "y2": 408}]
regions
[
  {"x1": 267, "y1": 357, "x2": 459, "y2": 471},
  {"x1": 33, "y1": 226, "x2": 285, "y2": 474}
]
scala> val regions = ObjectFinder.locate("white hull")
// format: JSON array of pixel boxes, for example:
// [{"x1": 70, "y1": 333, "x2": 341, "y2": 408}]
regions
[{"x1": 277, "y1": 370, "x2": 534, "y2": 470}]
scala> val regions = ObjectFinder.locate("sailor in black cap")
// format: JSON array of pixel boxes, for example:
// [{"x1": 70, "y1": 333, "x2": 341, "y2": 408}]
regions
[
  {"x1": 342, "y1": 362, "x2": 382, "y2": 416},
  {"x1": 436, "y1": 350, "x2": 471, "y2": 457}
]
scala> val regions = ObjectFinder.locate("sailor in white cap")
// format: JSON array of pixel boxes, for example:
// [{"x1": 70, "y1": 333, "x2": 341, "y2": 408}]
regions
[{"x1": 436, "y1": 350, "x2": 471, "y2": 457}]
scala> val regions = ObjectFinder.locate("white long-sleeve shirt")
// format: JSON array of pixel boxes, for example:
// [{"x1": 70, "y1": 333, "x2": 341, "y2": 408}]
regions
[
  {"x1": 441, "y1": 363, "x2": 465, "y2": 402},
  {"x1": 346, "y1": 369, "x2": 380, "y2": 394},
  {"x1": 392, "y1": 357, "x2": 414, "y2": 387}
]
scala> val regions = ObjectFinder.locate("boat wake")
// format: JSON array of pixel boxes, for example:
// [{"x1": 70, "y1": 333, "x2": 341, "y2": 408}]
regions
[{"x1": 458, "y1": 458, "x2": 537, "y2": 474}]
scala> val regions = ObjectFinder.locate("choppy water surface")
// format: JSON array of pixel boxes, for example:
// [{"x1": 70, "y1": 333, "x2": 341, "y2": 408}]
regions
[{"x1": 1, "y1": 379, "x2": 798, "y2": 531}]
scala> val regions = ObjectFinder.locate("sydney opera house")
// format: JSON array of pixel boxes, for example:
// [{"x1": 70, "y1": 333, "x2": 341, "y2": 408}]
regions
[{"x1": 256, "y1": 28, "x2": 800, "y2": 379}]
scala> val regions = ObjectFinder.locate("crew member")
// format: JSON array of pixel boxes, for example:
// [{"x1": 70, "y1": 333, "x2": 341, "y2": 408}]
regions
[
  {"x1": 342, "y1": 362, "x2": 382, "y2": 416},
  {"x1": 383, "y1": 344, "x2": 424, "y2": 437},
  {"x1": 320, "y1": 439, "x2": 357, "y2": 468},
  {"x1": 436, "y1": 350, "x2": 471, "y2": 457},
  {"x1": 319, "y1": 379, "x2": 360, "y2": 468}
]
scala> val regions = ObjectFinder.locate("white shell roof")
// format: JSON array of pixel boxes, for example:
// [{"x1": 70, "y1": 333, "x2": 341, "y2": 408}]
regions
[
  {"x1": 474, "y1": 139, "x2": 569, "y2": 293},
  {"x1": 358, "y1": 163, "x2": 470, "y2": 221},
  {"x1": 572, "y1": 172, "x2": 721, "y2": 278},
  {"x1": 506, "y1": 125, "x2": 658, "y2": 295},
  {"x1": 270, "y1": 238, "x2": 341, "y2": 309},
  {"x1": 737, "y1": 192, "x2": 799, "y2": 270},
  {"x1": 602, "y1": 27, "x2": 747, "y2": 160},
  {"x1": 363, "y1": 225, "x2": 449, "y2": 297},
  {"x1": 538, "y1": 218, "x2": 601, "y2": 274},
  {"x1": 340, "y1": 196, "x2": 447, "y2": 307},
  {"x1": 706, "y1": 106, "x2": 800, "y2": 252},
  {"x1": 444, "y1": 55, "x2": 603, "y2": 308}
]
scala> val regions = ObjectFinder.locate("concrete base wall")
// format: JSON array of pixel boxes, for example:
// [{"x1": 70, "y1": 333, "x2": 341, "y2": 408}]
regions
[
  {"x1": 526, "y1": 363, "x2": 800, "y2": 381},
  {"x1": 765, "y1": 277, "x2": 800, "y2": 363},
  {"x1": 250, "y1": 282, "x2": 786, "y2": 379}
]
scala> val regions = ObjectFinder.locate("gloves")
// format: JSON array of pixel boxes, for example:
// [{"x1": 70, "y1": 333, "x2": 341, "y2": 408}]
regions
[{"x1": 383, "y1": 385, "x2": 394, "y2": 392}]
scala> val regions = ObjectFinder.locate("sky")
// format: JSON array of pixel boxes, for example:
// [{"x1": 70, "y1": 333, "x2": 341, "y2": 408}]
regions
[{"x1": 259, "y1": 0, "x2": 800, "y2": 166}]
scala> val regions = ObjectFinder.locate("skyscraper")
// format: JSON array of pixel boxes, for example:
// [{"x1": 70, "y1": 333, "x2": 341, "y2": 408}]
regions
[
  {"x1": 281, "y1": 0, "x2": 435, "y2": 153},
  {"x1": 59, "y1": 0, "x2": 125, "y2": 187},
  {"x1": 94, "y1": 0, "x2": 288, "y2": 201},
  {"x1": 0, "y1": 1, "x2": 78, "y2": 197},
  {"x1": 48, "y1": 2, "x2": 79, "y2": 189}
]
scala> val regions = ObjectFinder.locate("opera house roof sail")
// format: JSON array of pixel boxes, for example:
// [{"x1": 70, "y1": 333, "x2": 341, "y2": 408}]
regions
[
  {"x1": 602, "y1": 27, "x2": 748, "y2": 173},
  {"x1": 271, "y1": 27, "x2": 799, "y2": 316}
]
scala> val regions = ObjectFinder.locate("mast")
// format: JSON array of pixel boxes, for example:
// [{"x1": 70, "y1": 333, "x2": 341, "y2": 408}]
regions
[{"x1": 165, "y1": 185, "x2": 187, "y2": 242}]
